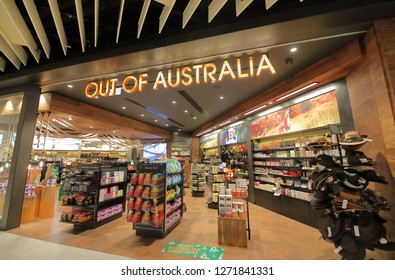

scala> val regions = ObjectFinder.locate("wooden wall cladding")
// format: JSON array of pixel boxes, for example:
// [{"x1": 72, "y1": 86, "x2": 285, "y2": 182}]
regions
[{"x1": 346, "y1": 18, "x2": 395, "y2": 260}]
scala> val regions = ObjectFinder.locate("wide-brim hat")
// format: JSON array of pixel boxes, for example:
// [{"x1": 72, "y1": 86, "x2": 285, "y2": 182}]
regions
[
  {"x1": 306, "y1": 136, "x2": 334, "y2": 150},
  {"x1": 354, "y1": 213, "x2": 387, "y2": 245},
  {"x1": 335, "y1": 233, "x2": 366, "y2": 260},
  {"x1": 340, "y1": 131, "x2": 372, "y2": 146}
]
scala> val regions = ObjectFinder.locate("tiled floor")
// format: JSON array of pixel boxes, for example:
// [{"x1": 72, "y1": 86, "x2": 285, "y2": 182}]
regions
[{"x1": 2, "y1": 189, "x2": 391, "y2": 260}]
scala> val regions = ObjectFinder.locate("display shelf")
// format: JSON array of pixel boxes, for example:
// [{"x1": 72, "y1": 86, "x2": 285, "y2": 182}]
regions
[
  {"x1": 251, "y1": 126, "x2": 336, "y2": 226},
  {"x1": 60, "y1": 162, "x2": 128, "y2": 228},
  {"x1": 191, "y1": 163, "x2": 206, "y2": 197},
  {"x1": 128, "y1": 160, "x2": 184, "y2": 238}
]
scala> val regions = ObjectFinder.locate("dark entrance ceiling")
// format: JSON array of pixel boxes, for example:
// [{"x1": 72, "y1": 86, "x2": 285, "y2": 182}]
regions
[{"x1": 1, "y1": 0, "x2": 395, "y2": 137}]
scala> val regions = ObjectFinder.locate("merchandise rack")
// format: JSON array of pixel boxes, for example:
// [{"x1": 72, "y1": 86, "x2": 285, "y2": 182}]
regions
[
  {"x1": 59, "y1": 162, "x2": 128, "y2": 228},
  {"x1": 127, "y1": 161, "x2": 184, "y2": 238},
  {"x1": 251, "y1": 126, "x2": 338, "y2": 226}
]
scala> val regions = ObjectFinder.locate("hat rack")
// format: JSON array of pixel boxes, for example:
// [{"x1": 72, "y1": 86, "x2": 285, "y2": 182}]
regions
[{"x1": 309, "y1": 126, "x2": 394, "y2": 260}]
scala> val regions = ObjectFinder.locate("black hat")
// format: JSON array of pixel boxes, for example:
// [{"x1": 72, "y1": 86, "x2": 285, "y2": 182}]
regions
[
  {"x1": 359, "y1": 169, "x2": 388, "y2": 184},
  {"x1": 316, "y1": 154, "x2": 339, "y2": 168},
  {"x1": 335, "y1": 233, "x2": 366, "y2": 260},
  {"x1": 338, "y1": 169, "x2": 369, "y2": 192},
  {"x1": 312, "y1": 208, "x2": 344, "y2": 242},
  {"x1": 354, "y1": 213, "x2": 387, "y2": 245},
  {"x1": 347, "y1": 154, "x2": 376, "y2": 167}
]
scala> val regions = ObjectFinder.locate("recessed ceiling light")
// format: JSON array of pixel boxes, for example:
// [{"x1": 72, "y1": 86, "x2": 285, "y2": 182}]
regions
[
  {"x1": 290, "y1": 47, "x2": 298, "y2": 53},
  {"x1": 68, "y1": 116, "x2": 73, "y2": 120},
  {"x1": 178, "y1": 129, "x2": 181, "y2": 131},
  {"x1": 193, "y1": 116, "x2": 197, "y2": 119},
  {"x1": 67, "y1": 84, "x2": 73, "y2": 88},
  {"x1": 89, "y1": 126, "x2": 93, "y2": 128},
  {"x1": 184, "y1": 110, "x2": 188, "y2": 113},
  {"x1": 154, "y1": 120, "x2": 158, "y2": 122},
  {"x1": 220, "y1": 96, "x2": 224, "y2": 99},
  {"x1": 113, "y1": 130, "x2": 116, "y2": 133},
  {"x1": 165, "y1": 124, "x2": 169, "y2": 126},
  {"x1": 269, "y1": 101, "x2": 273, "y2": 104},
  {"x1": 141, "y1": 114, "x2": 144, "y2": 117},
  {"x1": 122, "y1": 106, "x2": 126, "y2": 109},
  {"x1": 172, "y1": 101, "x2": 176, "y2": 104}
]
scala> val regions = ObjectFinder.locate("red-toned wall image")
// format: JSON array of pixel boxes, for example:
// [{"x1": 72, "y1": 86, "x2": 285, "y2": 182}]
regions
[{"x1": 250, "y1": 91, "x2": 340, "y2": 139}]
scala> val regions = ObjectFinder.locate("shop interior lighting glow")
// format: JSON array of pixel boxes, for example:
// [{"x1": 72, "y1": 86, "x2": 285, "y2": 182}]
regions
[
  {"x1": 244, "y1": 104, "x2": 267, "y2": 115},
  {"x1": 275, "y1": 82, "x2": 318, "y2": 102}
]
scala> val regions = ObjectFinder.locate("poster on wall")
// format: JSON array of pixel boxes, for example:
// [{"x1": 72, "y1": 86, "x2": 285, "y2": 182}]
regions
[
  {"x1": 249, "y1": 91, "x2": 340, "y2": 139},
  {"x1": 200, "y1": 133, "x2": 218, "y2": 149},
  {"x1": 218, "y1": 122, "x2": 248, "y2": 145}
]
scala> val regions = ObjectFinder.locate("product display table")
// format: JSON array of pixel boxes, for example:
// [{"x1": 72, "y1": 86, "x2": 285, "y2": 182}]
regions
[
  {"x1": 0, "y1": 192, "x2": 5, "y2": 217},
  {"x1": 38, "y1": 186, "x2": 57, "y2": 219},
  {"x1": 218, "y1": 216, "x2": 248, "y2": 248},
  {"x1": 21, "y1": 196, "x2": 37, "y2": 223}
]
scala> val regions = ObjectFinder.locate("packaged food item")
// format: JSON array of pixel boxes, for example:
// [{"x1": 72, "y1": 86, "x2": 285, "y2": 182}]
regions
[
  {"x1": 141, "y1": 200, "x2": 152, "y2": 211},
  {"x1": 141, "y1": 186, "x2": 151, "y2": 199},
  {"x1": 141, "y1": 212, "x2": 151, "y2": 224},
  {"x1": 133, "y1": 185, "x2": 144, "y2": 197},
  {"x1": 137, "y1": 173, "x2": 146, "y2": 185},
  {"x1": 130, "y1": 173, "x2": 138, "y2": 184},
  {"x1": 127, "y1": 198, "x2": 135, "y2": 210},
  {"x1": 143, "y1": 173, "x2": 152, "y2": 185},
  {"x1": 133, "y1": 197, "x2": 143, "y2": 210}
]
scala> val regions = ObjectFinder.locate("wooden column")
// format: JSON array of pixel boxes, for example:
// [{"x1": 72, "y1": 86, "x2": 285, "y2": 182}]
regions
[{"x1": 346, "y1": 18, "x2": 395, "y2": 259}]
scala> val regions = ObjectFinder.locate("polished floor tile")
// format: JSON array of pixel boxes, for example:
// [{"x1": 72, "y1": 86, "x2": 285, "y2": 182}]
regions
[{"x1": 3, "y1": 189, "x2": 393, "y2": 260}]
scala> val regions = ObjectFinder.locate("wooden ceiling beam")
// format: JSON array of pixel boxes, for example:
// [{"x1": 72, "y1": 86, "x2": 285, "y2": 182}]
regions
[{"x1": 43, "y1": 93, "x2": 170, "y2": 140}]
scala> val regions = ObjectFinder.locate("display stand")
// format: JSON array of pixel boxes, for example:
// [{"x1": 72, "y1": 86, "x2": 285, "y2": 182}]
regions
[
  {"x1": 38, "y1": 186, "x2": 57, "y2": 219},
  {"x1": 126, "y1": 161, "x2": 184, "y2": 238},
  {"x1": 20, "y1": 196, "x2": 37, "y2": 223},
  {"x1": 0, "y1": 192, "x2": 5, "y2": 217},
  {"x1": 191, "y1": 163, "x2": 205, "y2": 197},
  {"x1": 60, "y1": 162, "x2": 127, "y2": 228},
  {"x1": 217, "y1": 192, "x2": 250, "y2": 248}
]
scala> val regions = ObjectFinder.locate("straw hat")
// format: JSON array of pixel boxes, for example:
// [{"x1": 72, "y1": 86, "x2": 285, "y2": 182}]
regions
[{"x1": 340, "y1": 131, "x2": 371, "y2": 146}]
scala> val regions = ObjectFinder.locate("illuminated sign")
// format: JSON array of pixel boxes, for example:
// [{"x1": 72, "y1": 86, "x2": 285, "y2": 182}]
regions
[{"x1": 85, "y1": 54, "x2": 276, "y2": 98}]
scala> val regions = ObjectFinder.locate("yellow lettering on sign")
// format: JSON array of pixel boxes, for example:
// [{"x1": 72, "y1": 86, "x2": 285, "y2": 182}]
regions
[
  {"x1": 192, "y1": 64, "x2": 203, "y2": 84},
  {"x1": 218, "y1": 60, "x2": 236, "y2": 81},
  {"x1": 203, "y1": 63, "x2": 217, "y2": 84},
  {"x1": 181, "y1": 67, "x2": 193, "y2": 86},
  {"x1": 85, "y1": 82, "x2": 98, "y2": 98},
  {"x1": 138, "y1": 73, "x2": 148, "y2": 92},
  {"x1": 237, "y1": 58, "x2": 249, "y2": 78},
  {"x1": 168, "y1": 68, "x2": 180, "y2": 88},
  {"x1": 153, "y1": 71, "x2": 167, "y2": 90},
  {"x1": 122, "y1": 75, "x2": 139, "y2": 94},
  {"x1": 256, "y1": 54, "x2": 276, "y2": 76}
]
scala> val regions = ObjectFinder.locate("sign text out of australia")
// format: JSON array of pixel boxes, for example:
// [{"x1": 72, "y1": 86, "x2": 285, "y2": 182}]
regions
[{"x1": 85, "y1": 54, "x2": 276, "y2": 98}]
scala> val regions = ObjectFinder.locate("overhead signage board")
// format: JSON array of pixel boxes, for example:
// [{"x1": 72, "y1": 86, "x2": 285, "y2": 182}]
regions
[{"x1": 84, "y1": 53, "x2": 276, "y2": 98}]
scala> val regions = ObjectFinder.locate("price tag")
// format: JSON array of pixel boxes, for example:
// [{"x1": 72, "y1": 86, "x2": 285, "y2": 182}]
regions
[
  {"x1": 379, "y1": 238, "x2": 388, "y2": 244},
  {"x1": 354, "y1": 225, "x2": 360, "y2": 236},
  {"x1": 342, "y1": 199, "x2": 348, "y2": 209},
  {"x1": 334, "y1": 245, "x2": 343, "y2": 254},
  {"x1": 327, "y1": 227, "x2": 332, "y2": 237}
]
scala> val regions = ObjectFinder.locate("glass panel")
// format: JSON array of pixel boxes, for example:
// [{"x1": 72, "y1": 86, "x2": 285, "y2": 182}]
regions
[{"x1": 0, "y1": 93, "x2": 23, "y2": 220}]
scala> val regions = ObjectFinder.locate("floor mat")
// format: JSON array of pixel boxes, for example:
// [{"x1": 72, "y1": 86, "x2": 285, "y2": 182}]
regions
[{"x1": 162, "y1": 241, "x2": 224, "y2": 260}]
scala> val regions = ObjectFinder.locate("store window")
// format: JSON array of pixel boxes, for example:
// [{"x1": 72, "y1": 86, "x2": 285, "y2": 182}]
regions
[{"x1": 0, "y1": 93, "x2": 23, "y2": 220}]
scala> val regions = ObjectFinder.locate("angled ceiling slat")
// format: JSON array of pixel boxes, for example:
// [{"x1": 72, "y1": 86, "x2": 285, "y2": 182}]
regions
[
  {"x1": 94, "y1": 0, "x2": 99, "y2": 47},
  {"x1": 235, "y1": 0, "x2": 253, "y2": 16},
  {"x1": 0, "y1": 35, "x2": 21, "y2": 69},
  {"x1": 0, "y1": 0, "x2": 41, "y2": 63},
  {"x1": 156, "y1": 0, "x2": 176, "y2": 34},
  {"x1": 182, "y1": 0, "x2": 201, "y2": 29},
  {"x1": 208, "y1": 0, "x2": 228, "y2": 23},
  {"x1": 0, "y1": 57, "x2": 6, "y2": 72},
  {"x1": 48, "y1": 0, "x2": 68, "y2": 56},
  {"x1": 23, "y1": 0, "x2": 51, "y2": 59},
  {"x1": 137, "y1": 0, "x2": 151, "y2": 39},
  {"x1": 0, "y1": 29, "x2": 28, "y2": 66},
  {"x1": 116, "y1": 0, "x2": 125, "y2": 43},
  {"x1": 265, "y1": 0, "x2": 278, "y2": 10},
  {"x1": 75, "y1": 0, "x2": 86, "y2": 52}
]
